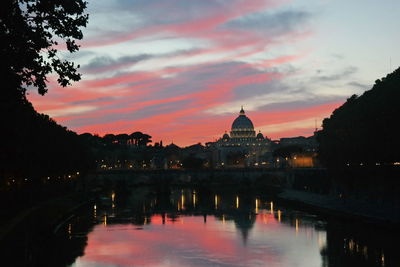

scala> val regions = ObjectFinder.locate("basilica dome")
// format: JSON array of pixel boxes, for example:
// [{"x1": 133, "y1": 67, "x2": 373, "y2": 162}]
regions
[{"x1": 230, "y1": 107, "x2": 256, "y2": 138}]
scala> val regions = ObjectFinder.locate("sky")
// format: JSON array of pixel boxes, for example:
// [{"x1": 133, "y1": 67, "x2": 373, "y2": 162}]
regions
[{"x1": 28, "y1": 0, "x2": 400, "y2": 146}]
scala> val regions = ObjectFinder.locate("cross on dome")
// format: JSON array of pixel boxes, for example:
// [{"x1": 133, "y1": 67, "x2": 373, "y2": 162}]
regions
[{"x1": 240, "y1": 106, "x2": 245, "y2": 115}]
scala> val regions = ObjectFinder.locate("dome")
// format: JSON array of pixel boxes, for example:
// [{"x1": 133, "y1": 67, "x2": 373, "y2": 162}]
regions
[
  {"x1": 231, "y1": 107, "x2": 254, "y2": 130},
  {"x1": 256, "y1": 132, "x2": 264, "y2": 139},
  {"x1": 230, "y1": 107, "x2": 256, "y2": 138},
  {"x1": 222, "y1": 133, "x2": 230, "y2": 139},
  {"x1": 231, "y1": 115, "x2": 254, "y2": 130}
]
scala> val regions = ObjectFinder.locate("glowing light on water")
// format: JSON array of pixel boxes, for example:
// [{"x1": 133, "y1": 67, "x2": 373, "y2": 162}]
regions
[
  {"x1": 181, "y1": 193, "x2": 185, "y2": 210},
  {"x1": 317, "y1": 232, "x2": 327, "y2": 249},
  {"x1": 362, "y1": 246, "x2": 368, "y2": 259},
  {"x1": 215, "y1": 195, "x2": 218, "y2": 210},
  {"x1": 278, "y1": 210, "x2": 281, "y2": 222},
  {"x1": 236, "y1": 196, "x2": 240, "y2": 209},
  {"x1": 255, "y1": 198, "x2": 259, "y2": 213},
  {"x1": 270, "y1": 202, "x2": 274, "y2": 214},
  {"x1": 193, "y1": 191, "x2": 196, "y2": 208}
]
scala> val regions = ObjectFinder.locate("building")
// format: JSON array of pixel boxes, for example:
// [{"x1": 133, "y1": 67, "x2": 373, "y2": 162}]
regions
[
  {"x1": 279, "y1": 136, "x2": 318, "y2": 152},
  {"x1": 206, "y1": 107, "x2": 272, "y2": 167}
]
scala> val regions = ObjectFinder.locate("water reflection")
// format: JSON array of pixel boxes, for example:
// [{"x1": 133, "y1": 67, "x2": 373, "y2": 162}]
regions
[{"x1": 55, "y1": 187, "x2": 399, "y2": 267}]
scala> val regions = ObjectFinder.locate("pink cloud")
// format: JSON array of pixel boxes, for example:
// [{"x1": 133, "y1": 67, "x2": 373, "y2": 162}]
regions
[{"x1": 26, "y1": 0, "x2": 323, "y2": 146}]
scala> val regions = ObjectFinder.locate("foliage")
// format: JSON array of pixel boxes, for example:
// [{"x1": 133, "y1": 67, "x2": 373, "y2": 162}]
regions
[
  {"x1": 0, "y1": 100, "x2": 94, "y2": 185},
  {"x1": 1, "y1": 0, "x2": 88, "y2": 98},
  {"x1": 130, "y1": 131, "x2": 152, "y2": 146},
  {"x1": 317, "y1": 67, "x2": 400, "y2": 167},
  {"x1": 0, "y1": 0, "x2": 90, "y2": 186}
]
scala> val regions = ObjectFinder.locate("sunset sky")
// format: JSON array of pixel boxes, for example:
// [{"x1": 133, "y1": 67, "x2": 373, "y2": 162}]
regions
[{"x1": 27, "y1": 0, "x2": 400, "y2": 146}]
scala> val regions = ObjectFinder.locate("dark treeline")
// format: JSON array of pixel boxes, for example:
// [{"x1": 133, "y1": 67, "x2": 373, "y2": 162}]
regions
[
  {"x1": 0, "y1": 96, "x2": 163, "y2": 187},
  {"x1": 317, "y1": 67, "x2": 400, "y2": 168},
  {"x1": 1, "y1": 0, "x2": 89, "y2": 218},
  {"x1": 0, "y1": 99, "x2": 93, "y2": 187},
  {"x1": 0, "y1": 97, "x2": 94, "y2": 220},
  {"x1": 314, "y1": 68, "x2": 400, "y2": 207}
]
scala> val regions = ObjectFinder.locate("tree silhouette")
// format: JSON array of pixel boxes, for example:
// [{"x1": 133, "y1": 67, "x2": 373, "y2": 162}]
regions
[
  {"x1": 103, "y1": 134, "x2": 116, "y2": 144},
  {"x1": 130, "y1": 132, "x2": 143, "y2": 146},
  {"x1": 129, "y1": 132, "x2": 152, "y2": 147},
  {"x1": 139, "y1": 133, "x2": 152, "y2": 146},
  {"x1": 116, "y1": 134, "x2": 129, "y2": 145},
  {"x1": 1, "y1": 0, "x2": 88, "y2": 100},
  {"x1": 317, "y1": 67, "x2": 400, "y2": 167},
  {"x1": 0, "y1": 1, "x2": 90, "y2": 205}
]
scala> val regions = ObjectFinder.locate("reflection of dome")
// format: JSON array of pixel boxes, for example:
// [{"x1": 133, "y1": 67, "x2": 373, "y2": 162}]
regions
[
  {"x1": 230, "y1": 107, "x2": 256, "y2": 138},
  {"x1": 234, "y1": 212, "x2": 256, "y2": 245}
]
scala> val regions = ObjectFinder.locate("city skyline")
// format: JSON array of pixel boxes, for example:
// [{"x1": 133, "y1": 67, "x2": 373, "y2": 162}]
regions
[{"x1": 27, "y1": 0, "x2": 400, "y2": 146}]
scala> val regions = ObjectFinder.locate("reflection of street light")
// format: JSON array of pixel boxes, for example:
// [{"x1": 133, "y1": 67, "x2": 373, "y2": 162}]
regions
[
  {"x1": 255, "y1": 198, "x2": 259, "y2": 213},
  {"x1": 193, "y1": 191, "x2": 196, "y2": 208},
  {"x1": 181, "y1": 193, "x2": 185, "y2": 210}
]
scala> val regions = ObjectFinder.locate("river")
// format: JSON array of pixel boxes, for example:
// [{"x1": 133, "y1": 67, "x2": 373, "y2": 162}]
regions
[{"x1": 54, "y1": 186, "x2": 395, "y2": 267}]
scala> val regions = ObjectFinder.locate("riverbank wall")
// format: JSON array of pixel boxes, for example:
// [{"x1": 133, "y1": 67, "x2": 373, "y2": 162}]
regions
[{"x1": 88, "y1": 168, "x2": 327, "y2": 189}]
